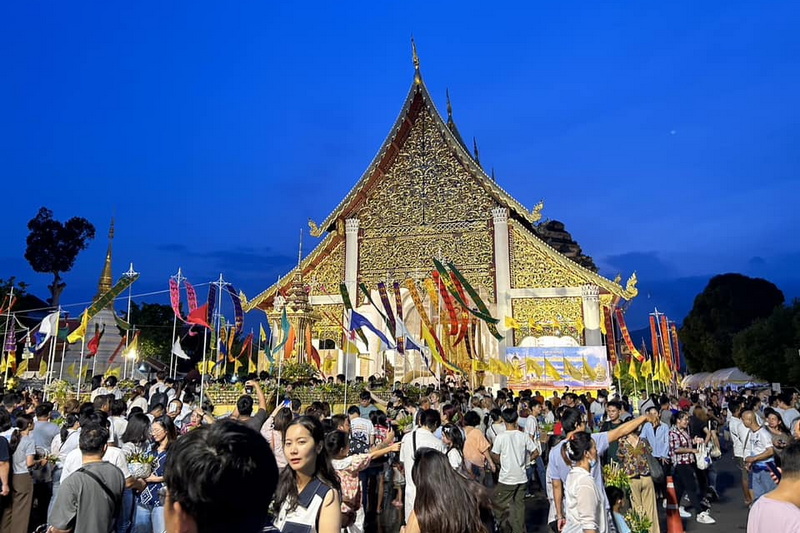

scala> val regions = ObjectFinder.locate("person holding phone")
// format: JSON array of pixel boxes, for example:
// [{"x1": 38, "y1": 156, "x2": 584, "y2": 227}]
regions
[{"x1": 232, "y1": 380, "x2": 268, "y2": 432}]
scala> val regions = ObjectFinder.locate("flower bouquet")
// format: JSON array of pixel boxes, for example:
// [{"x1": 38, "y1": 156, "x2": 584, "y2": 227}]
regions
[
  {"x1": 624, "y1": 509, "x2": 653, "y2": 533},
  {"x1": 128, "y1": 453, "x2": 155, "y2": 479},
  {"x1": 602, "y1": 463, "x2": 630, "y2": 492},
  {"x1": 395, "y1": 414, "x2": 414, "y2": 434}
]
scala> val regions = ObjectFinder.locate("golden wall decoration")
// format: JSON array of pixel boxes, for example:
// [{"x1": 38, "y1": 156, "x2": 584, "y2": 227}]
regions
[
  {"x1": 355, "y1": 105, "x2": 497, "y2": 299},
  {"x1": 311, "y1": 303, "x2": 345, "y2": 344},
  {"x1": 306, "y1": 239, "x2": 345, "y2": 295},
  {"x1": 509, "y1": 224, "x2": 588, "y2": 289},
  {"x1": 511, "y1": 297, "x2": 584, "y2": 344}
]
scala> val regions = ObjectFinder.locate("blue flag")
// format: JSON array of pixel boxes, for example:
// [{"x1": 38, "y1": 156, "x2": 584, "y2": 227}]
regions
[
  {"x1": 272, "y1": 308, "x2": 291, "y2": 356},
  {"x1": 349, "y1": 310, "x2": 395, "y2": 349}
]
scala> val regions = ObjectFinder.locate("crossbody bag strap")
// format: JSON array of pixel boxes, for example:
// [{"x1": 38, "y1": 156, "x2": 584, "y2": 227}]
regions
[{"x1": 76, "y1": 467, "x2": 120, "y2": 513}]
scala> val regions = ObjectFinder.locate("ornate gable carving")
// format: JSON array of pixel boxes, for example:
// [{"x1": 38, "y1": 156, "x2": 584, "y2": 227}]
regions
[
  {"x1": 509, "y1": 223, "x2": 588, "y2": 289},
  {"x1": 306, "y1": 239, "x2": 345, "y2": 296},
  {"x1": 355, "y1": 104, "x2": 496, "y2": 299}
]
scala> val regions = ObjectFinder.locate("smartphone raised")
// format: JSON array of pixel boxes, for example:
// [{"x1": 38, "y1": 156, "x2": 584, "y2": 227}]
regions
[{"x1": 245, "y1": 385, "x2": 255, "y2": 395}]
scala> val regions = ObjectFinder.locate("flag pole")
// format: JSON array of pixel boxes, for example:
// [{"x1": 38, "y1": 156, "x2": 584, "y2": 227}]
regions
[
  {"x1": 169, "y1": 268, "x2": 184, "y2": 380},
  {"x1": 45, "y1": 309, "x2": 61, "y2": 395},
  {"x1": 77, "y1": 334, "x2": 87, "y2": 402},
  {"x1": 2, "y1": 288, "x2": 15, "y2": 386},
  {"x1": 58, "y1": 327, "x2": 67, "y2": 382},
  {"x1": 199, "y1": 326, "x2": 208, "y2": 405}
]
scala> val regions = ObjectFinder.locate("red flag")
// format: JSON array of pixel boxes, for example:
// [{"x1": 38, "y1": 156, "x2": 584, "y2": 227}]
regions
[
  {"x1": 237, "y1": 333, "x2": 254, "y2": 359},
  {"x1": 87, "y1": 324, "x2": 105, "y2": 357},
  {"x1": 188, "y1": 304, "x2": 212, "y2": 329}
]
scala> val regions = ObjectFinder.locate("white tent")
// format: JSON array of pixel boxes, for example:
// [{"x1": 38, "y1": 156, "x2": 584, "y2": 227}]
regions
[{"x1": 681, "y1": 367, "x2": 765, "y2": 389}]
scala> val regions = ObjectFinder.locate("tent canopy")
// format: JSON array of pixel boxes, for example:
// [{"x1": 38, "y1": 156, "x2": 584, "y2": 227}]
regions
[{"x1": 681, "y1": 367, "x2": 765, "y2": 389}]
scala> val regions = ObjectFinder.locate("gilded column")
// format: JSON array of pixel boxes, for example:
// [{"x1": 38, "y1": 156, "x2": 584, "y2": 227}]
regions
[
  {"x1": 581, "y1": 284, "x2": 602, "y2": 346},
  {"x1": 492, "y1": 207, "x2": 511, "y2": 360}
]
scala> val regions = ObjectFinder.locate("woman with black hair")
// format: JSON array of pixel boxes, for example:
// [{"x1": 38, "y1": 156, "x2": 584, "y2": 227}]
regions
[
  {"x1": 441, "y1": 424, "x2": 468, "y2": 475},
  {"x1": 274, "y1": 416, "x2": 341, "y2": 533},
  {"x1": 404, "y1": 448, "x2": 492, "y2": 533},
  {"x1": 133, "y1": 415, "x2": 177, "y2": 533},
  {"x1": 562, "y1": 431, "x2": 607, "y2": 533}
]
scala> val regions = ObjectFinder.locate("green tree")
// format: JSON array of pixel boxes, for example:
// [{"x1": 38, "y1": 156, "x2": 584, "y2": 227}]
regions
[
  {"x1": 733, "y1": 300, "x2": 800, "y2": 385},
  {"x1": 127, "y1": 302, "x2": 175, "y2": 363},
  {"x1": 24, "y1": 207, "x2": 95, "y2": 308},
  {"x1": 680, "y1": 273, "x2": 784, "y2": 372}
]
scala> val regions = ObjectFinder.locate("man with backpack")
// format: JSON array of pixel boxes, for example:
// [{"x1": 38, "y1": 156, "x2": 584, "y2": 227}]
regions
[
  {"x1": 48, "y1": 422, "x2": 125, "y2": 533},
  {"x1": 148, "y1": 372, "x2": 174, "y2": 410}
]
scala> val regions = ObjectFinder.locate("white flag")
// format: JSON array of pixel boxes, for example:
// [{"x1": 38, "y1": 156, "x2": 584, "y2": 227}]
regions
[
  {"x1": 35, "y1": 311, "x2": 60, "y2": 351},
  {"x1": 172, "y1": 339, "x2": 189, "y2": 360}
]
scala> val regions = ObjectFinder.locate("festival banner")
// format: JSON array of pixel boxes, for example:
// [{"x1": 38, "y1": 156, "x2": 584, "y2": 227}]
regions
[
  {"x1": 349, "y1": 311, "x2": 395, "y2": 349},
  {"x1": 431, "y1": 271, "x2": 459, "y2": 335},
  {"x1": 504, "y1": 346, "x2": 611, "y2": 390},
  {"x1": 66, "y1": 309, "x2": 89, "y2": 344},
  {"x1": 649, "y1": 316, "x2": 660, "y2": 360},
  {"x1": 432, "y1": 259, "x2": 497, "y2": 324},
  {"x1": 184, "y1": 280, "x2": 199, "y2": 312},
  {"x1": 447, "y1": 263, "x2": 503, "y2": 340},
  {"x1": 629, "y1": 358, "x2": 639, "y2": 381},
  {"x1": 224, "y1": 283, "x2": 244, "y2": 334},
  {"x1": 67, "y1": 274, "x2": 139, "y2": 343},
  {"x1": 339, "y1": 284, "x2": 369, "y2": 348},
  {"x1": 305, "y1": 326, "x2": 320, "y2": 369},
  {"x1": 640, "y1": 358, "x2": 653, "y2": 377},
  {"x1": 614, "y1": 309, "x2": 645, "y2": 362},
  {"x1": 392, "y1": 282, "x2": 405, "y2": 354},
  {"x1": 87, "y1": 324, "x2": 105, "y2": 357},
  {"x1": 187, "y1": 304, "x2": 212, "y2": 330},
  {"x1": 272, "y1": 308, "x2": 291, "y2": 356},
  {"x1": 206, "y1": 284, "x2": 218, "y2": 327},
  {"x1": 660, "y1": 316, "x2": 674, "y2": 370},
  {"x1": 377, "y1": 283, "x2": 397, "y2": 343},
  {"x1": 114, "y1": 313, "x2": 131, "y2": 332},
  {"x1": 670, "y1": 324, "x2": 681, "y2": 370},
  {"x1": 4, "y1": 317, "x2": 16, "y2": 354},
  {"x1": 404, "y1": 279, "x2": 463, "y2": 374},
  {"x1": 34, "y1": 311, "x2": 59, "y2": 351},
  {"x1": 107, "y1": 335, "x2": 128, "y2": 364},
  {"x1": 603, "y1": 308, "x2": 617, "y2": 365},
  {"x1": 169, "y1": 278, "x2": 184, "y2": 321}
]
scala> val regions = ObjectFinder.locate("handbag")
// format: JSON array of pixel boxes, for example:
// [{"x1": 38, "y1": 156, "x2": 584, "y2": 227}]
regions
[
  {"x1": 695, "y1": 442, "x2": 711, "y2": 470},
  {"x1": 645, "y1": 451, "x2": 665, "y2": 484},
  {"x1": 708, "y1": 422, "x2": 722, "y2": 458}
]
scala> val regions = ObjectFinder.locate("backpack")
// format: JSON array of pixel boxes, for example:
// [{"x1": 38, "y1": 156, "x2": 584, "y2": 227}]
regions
[{"x1": 149, "y1": 388, "x2": 169, "y2": 411}]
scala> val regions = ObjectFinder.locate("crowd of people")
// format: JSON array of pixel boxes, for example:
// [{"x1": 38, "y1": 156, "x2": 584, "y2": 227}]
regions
[{"x1": 0, "y1": 371, "x2": 796, "y2": 532}]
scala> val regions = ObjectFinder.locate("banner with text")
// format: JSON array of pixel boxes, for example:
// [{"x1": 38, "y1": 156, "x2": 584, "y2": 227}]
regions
[{"x1": 505, "y1": 346, "x2": 611, "y2": 391}]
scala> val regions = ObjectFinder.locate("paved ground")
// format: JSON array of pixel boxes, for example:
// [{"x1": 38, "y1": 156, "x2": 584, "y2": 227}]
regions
[{"x1": 369, "y1": 454, "x2": 750, "y2": 532}]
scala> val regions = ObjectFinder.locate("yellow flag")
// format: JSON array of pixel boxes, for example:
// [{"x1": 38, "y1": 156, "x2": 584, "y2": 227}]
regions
[
  {"x1": 583, "y1": 356, "x2": 597, "y2": 381},
  {"x1": 544, "y1": 358, "x2": 562, "y2": 381},
  {"x1": 104, "y1": 366, "x2": 121, "y2": 378},
  {"x1": 38, "y1": 359, "x2": 48, "y2": 378},
  {"x1": 659, "y1": 359, "x2": 671, "y2": 383},
  {"x1": 563, "y1": 357, "x2": 583, "y2": 381},
  {"x1": 472, "y1": 359, "x2": 487, "y2": 372},
  {"x1": 248, "y1": 359, "x2": 257, "y2": 373},
  {"x1": 504, "y1": 316, "x2": 521, "y2": 330},
  {"x1": 599, "y1": 307, "x2": 607, "y2": 335},
  {"x1": 0, "y1": 356, "x2": 6, "y2": 373},
  {"x1": 629, "y1": 358, "x2": 639, "y2": 381},
  {"x1": 121, "y1": 333, "x2": 139, "y2": 360},
  {"x1": 15, "y1": 359, "x2": 28, "y2": 376},
  {"x1": 259, "y1": 324, "x2": 267, "y2": 344},
  {"x1": 613, "y1": 362, "x2": 622, "y2": 379},
  {"x1": 198, "y1": 360, "x2": 215, "y2": 374},
  {"x1": 527, "y1": 360, "x2": 542, "y2": 378},
  {"x1": 640, "y1": 358, "x2": 653, "y2": 377},
  {"x1": 67, "y1": 362, "x2": 77, "y2": 378},
  {"x1": 67, "y1": 309, "x2": 90, "y2": 344},
  {"x1": 234, "y1": 359, "x2": 243, "y2": 373}
]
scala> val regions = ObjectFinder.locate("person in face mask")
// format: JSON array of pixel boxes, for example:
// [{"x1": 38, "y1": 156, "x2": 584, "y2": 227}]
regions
[{"x1": 562, "y1": 432, "x2": 607, "y2": 533}]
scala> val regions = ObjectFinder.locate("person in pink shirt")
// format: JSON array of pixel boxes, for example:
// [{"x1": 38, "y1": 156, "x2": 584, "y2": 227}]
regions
[{"x1": 748, "y1": 439, "x2": 800, "y2": 532}]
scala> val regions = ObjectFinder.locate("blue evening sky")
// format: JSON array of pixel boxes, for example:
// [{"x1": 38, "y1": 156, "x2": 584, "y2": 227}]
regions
[{"x1": 2, "y1": 1, "x2": 798, "y2": 328}]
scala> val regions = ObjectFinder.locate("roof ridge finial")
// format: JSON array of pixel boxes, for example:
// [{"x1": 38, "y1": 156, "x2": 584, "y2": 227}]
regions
[
  {"x1": 411, "y1": 36, "x2": 421, "y2": 85},
  {"x1": 473, "y1": 137, "x2": 481, "y2": 166},
  {"x1": 96, "y1": 216, "x2": 115, "y2": 305},
  {"x1": 491, "y1": 167, "x2": 496, "y2": 182},
  {"x1": 297, "y1": 228, "x2": 303, "y2": 269},
  {"x1": 446, "y1": 88, "x2": 453, "y2": 120}
]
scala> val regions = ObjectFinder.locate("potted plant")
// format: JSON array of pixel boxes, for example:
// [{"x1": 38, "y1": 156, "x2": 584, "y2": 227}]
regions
[{"x1": 128, "y1": 453, "x2": 156, "y2": 479}]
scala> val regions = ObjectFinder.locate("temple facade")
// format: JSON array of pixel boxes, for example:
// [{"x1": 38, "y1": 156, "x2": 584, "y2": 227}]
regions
[{"x1": 245, "y1": 55, "x2": 637, "y2": 387}]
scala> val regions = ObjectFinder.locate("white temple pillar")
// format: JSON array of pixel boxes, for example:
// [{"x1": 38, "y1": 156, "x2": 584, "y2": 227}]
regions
[
  {"x1": 581, "y1": 284, "x2": 602, "y2": 346},
  {"x1": 344, "y1": 218, "x2": 359, "y2": 304},
  {"x1": 492, "y1": 207, "x2": 512, "y2": 360}
]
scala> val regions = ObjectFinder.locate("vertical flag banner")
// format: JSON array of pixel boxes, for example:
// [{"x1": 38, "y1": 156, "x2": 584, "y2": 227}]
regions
[
  {"x1": 169, "y1": 278, "x2": 184, "y2": 321},
  {"x1": 184, "y1": 280, "x2": 199, "y2": 312},
  {"x1": 87, "y1": 324, "x2": 105, "y2": 357},
  {"x1": 670, "y1": 324, "x2": 681, "y2": 370},
  {"x1": 34, "y1": 311, "x2": 59, "y2": 351},
  {"x1": 67, "y1": 309, "x2": 90, "y2": 344},
  {"x1": 615, "y1": 309, "x2": 645, "y2": 362},
  {"x1": 603, "y1": 308, "x2": 617, "y2": 365},
  {"x1": 206, "y1": 284, "x2": 218, "y2": 327},
  {"x1": 272, "y1": 308, "x2": 291, "y2": 356},
  {"x1": 649, "y1": 316, "x2": 660, "y2": 359},
  {"x1": 629, "y1": 358, "x2": 639, "y2": 381},
  {"x1": 305, "y1": 326, "x2": 320, "y2": 369},
  {"x1": 446, "y1": 263, "x2": 503, "y2": 340},
  {"x1": 224, "y1": 283, "x2": 244, "y2": 334},
  {"x1": 339, "y1": 283, "x2": 369, "y2": 348},
  {"x1": 404, "y1": 279, "x2": 463, "y2": 374},
  {"x1": 660, "y1": 316, "x2": 673, "y2": 371},
  {"x1": 377, "y1": 282, "x2": 397, "y2": 342},
  {"x1": 392, "y1": 282, "x2": 405, "y2": 354}
]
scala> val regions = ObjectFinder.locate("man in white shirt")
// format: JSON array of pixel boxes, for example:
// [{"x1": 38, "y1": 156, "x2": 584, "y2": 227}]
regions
[
  {"x1": 727, "y1": 399, "x2": 753, "y2": 505},
  {"x1": 347, "y1": 405, "x2": 375, "y2": 446},
  {"x1": 775, "y1": 393, "x2": 800, "y2": 430},
  {"x1": 399, "y1": 409, "x2": 446, "y2": 522},
  {"x1": 743, "y1": 410, "x2": 777, "y2": 500},
  {"x1": 589, "y1": 392, "x2": 606, "y2": 429},
  {"x1": 492, "y1": 408, "x2": 537, "y2": 533},
  {"x1": 524, "y1": 400, "x2": 545, "y2": 496}
]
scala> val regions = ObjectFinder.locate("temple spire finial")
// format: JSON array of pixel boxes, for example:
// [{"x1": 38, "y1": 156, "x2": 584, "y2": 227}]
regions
[
  {"x1": 297, "y1": 228, "x2": 303, "y2": 269},
  {"x1": 96, "y1": 217, "x2": 115, "y2": 304},
  {"x1": 446, "y1": 88, "x2": 453, "y2": 120},
  {"x1": 411, "y1": 37, "x2": 421, "y2": 85},
  {"x1": 473, "y1": 137, "x2": 481, "y2": 167}
]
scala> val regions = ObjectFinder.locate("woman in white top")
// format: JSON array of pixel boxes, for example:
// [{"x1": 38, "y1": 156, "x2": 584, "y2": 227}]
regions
[
  {"x1": 562, "y1": 431, "x2": 608, "y2": 533},
  {"x1": 441, "y1": 424, "x2": 468, "y2": 475}
]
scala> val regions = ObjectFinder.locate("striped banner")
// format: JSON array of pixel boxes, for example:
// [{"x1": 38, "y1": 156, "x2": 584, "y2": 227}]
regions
[
  {"x1": 169, "y1": 278, "x2": 184, "y2": 321},
  {"x1": 404, "y1": 279, "x2": 464, "y2": 375},
  {"x1": 615, "y1": 309, "x2": 645, "y2": 362},
  {"x1": 649, "y1": 316, "x2": 660, "y2": 359},
  {"x1": 603, "y1": 307, "x2": 617, "y2": 365},
  {"x1": 392, "y1": 282, "x2": 405, "y2": 354},
  {"x1": 660, "y1": 316, "x2": 673, "y2": 370},
  {"x1": 431, "y1": 271, "x2": 459, "y2": 336},
  {"x1": 670, "y1": 324, "x2": 681, "y2": 370},
  {"x1": 377, "y1": 282, "x2": 397, "y2": 343},
  {"x1": 184, "y1": 280, "x2": 199, "y2": 312},
  {"x1": 446, "y1": 263, "x2": 503, "y2": 340}
]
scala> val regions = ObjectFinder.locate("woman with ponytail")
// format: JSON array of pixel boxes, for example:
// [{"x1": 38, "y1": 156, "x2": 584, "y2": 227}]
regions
[{"x1": 562, "y1": 431, "x2": 608, "y2": 533}]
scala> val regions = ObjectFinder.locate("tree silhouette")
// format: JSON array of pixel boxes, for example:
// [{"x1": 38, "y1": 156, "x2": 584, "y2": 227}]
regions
[
  {"x1": 679, "y1": 273, "x2": 784, "y2": 372},
  {"x1": 24, "y1": 207, "x2": 96, "y2": 308}
]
